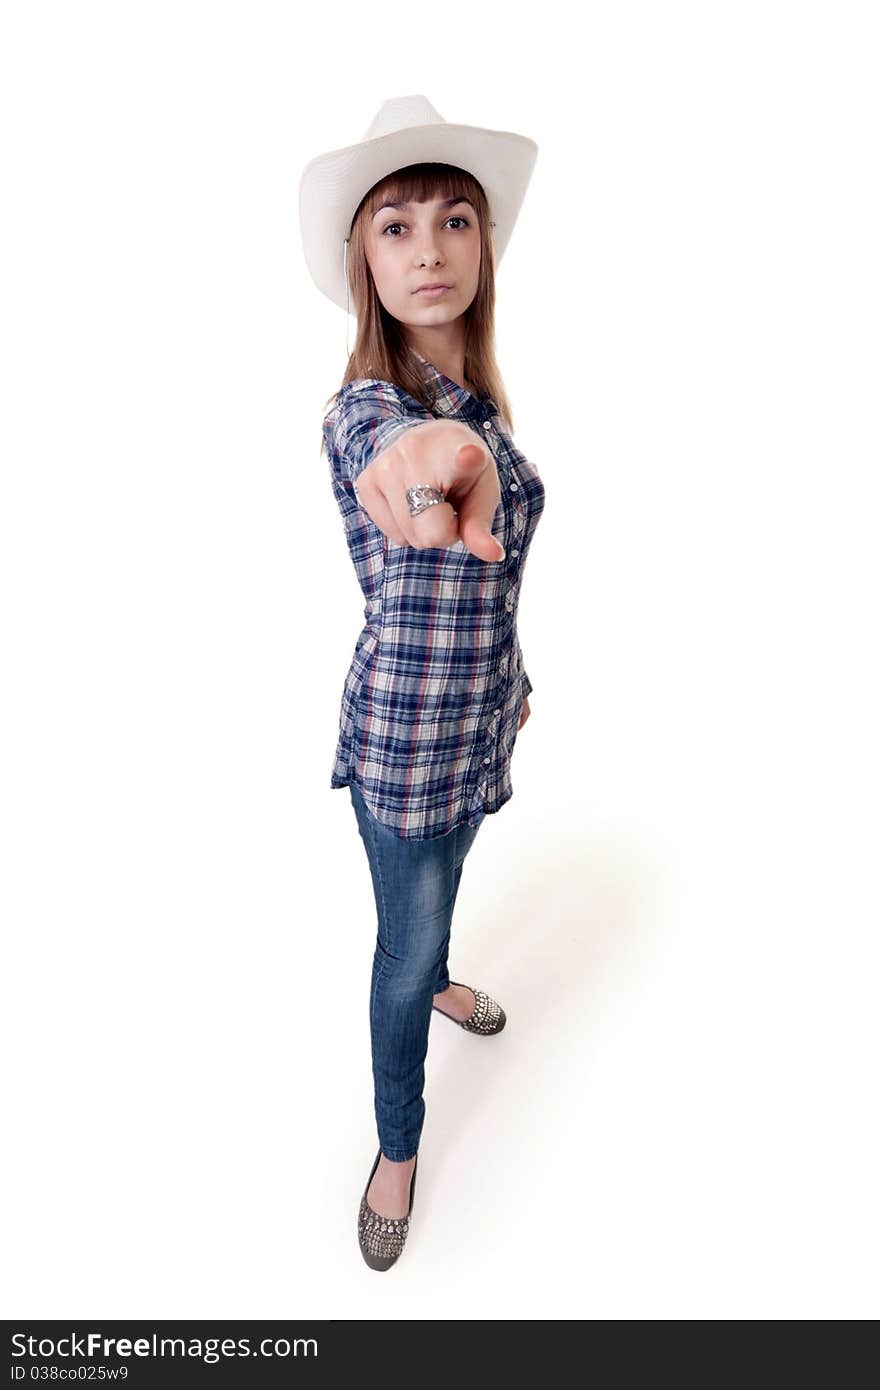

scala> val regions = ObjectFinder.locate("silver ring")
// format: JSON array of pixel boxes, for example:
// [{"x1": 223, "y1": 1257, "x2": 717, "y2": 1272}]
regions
[{"x1": 406, "y1": 484, "x2": 446, "y2": 517}]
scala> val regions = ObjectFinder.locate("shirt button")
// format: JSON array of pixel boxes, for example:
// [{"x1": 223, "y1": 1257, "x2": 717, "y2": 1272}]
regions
[
  {"x1": 511, "y1": 548, "x2": 519, "y2": 556},
  {"x1": 510, "y1": 482, "x2": 518, "y2": 490},
  {"x1": 482, "y1": 420, "x2": 493, "y2": 430},
  {"x1": 494, "y1": 708, "x2": 501, "y2": 716},
  {"x1": 482, "y1": 757, "x2": 490, "y2": 765}
]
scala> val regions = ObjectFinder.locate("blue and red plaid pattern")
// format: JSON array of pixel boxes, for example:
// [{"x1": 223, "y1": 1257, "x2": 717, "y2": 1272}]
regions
[{"x1": 323, "y1": 352, "x2": 545, "y2": 839}]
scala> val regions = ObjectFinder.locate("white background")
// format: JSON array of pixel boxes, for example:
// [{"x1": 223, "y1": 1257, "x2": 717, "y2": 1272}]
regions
[{"x1": 2, "y1": 0, "x2": 878, "y2": 1320}]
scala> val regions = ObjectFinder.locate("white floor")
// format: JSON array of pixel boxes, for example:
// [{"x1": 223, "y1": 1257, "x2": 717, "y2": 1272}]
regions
[{"x1": 7, "y1": 726, "x2": 877, "y2": 1319}]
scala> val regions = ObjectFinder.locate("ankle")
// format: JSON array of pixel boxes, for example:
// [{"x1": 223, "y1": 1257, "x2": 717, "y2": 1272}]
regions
[{"x1": 379, "y1": 1152, "x2": 416, "y2": 1172}]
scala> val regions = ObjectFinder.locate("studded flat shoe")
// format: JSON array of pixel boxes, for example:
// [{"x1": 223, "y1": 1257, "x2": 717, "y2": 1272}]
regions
[
  {"x1": 431, "y1": 979, "x2": 507, "y2": 1035},
  {"x1": 357, "y1": 1147, "x2": 418, "y2": 1271}
]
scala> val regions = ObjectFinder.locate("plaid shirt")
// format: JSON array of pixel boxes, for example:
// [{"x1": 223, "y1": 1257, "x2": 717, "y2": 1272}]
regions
[{"x1": 323, "y1": 352, "x2": 545, "y2": 839}]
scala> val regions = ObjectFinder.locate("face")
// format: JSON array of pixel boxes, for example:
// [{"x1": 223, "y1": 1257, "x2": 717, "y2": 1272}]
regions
[{"x1": 364, "y1": 194, "x2": 481, "y2": 334}]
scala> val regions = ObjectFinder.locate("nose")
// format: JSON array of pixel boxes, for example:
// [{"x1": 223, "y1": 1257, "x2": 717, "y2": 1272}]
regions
[{"x1": 415, "y1": 237, "x2": 443, "y2": 268}]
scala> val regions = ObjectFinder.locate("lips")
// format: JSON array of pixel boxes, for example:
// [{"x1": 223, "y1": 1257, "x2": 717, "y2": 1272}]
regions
[{"x1": 414, "y1": 283, "x2": 450, "y2": 293}]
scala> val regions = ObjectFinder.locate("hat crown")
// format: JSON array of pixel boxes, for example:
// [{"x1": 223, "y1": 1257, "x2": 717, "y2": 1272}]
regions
[{"x1": 362, "y1": 95, "x2": 446, "y2": 142}]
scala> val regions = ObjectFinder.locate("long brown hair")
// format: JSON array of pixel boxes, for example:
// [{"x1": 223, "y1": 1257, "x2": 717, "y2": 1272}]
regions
[{"x1": 320, "y1": 161, "x2": 515, "y2": 445}]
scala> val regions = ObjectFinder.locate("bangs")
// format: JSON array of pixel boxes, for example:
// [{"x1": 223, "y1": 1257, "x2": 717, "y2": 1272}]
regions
[{"x1": 363, "y1": 163, "x2": 482, "y2": 221}]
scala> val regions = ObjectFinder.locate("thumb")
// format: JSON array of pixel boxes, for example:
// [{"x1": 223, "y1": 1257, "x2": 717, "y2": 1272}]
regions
[{"x1": 457, "y1": 508, "x2": 505, "y2": 564}]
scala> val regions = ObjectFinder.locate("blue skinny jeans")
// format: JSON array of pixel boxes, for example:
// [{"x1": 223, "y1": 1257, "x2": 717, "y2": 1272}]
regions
[{"x1": 348, "y1": 781, "x2": 482, "y2": 1161}]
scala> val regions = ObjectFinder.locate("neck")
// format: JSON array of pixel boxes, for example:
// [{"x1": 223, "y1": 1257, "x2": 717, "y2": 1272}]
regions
[{"x1": 406, "y1": 330, "x2": 468, "y2": 395}]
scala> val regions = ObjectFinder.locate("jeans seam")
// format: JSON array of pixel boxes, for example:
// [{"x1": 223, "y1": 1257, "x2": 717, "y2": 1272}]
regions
[
  {"x1": 359, "y1": 798, "x2": 396, "y2": 1038},
  {"x1": 361, "y1": 802, "x2": 394, "y2": 956}
]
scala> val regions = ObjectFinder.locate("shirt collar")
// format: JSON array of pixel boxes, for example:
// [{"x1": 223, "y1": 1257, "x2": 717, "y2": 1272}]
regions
[{"x1": 412, "y1": 350, "x2": 499, "y2": 422}]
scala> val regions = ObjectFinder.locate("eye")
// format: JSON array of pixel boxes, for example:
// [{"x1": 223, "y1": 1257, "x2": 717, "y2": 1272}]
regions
[{"x1": 381, "y1": 215, "x2": 471, "y2": 237}]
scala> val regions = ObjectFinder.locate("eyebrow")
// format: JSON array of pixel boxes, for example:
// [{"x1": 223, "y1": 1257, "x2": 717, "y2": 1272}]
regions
[{"x1": 372, "y1": 197, "x2": 475, "y2": 220}]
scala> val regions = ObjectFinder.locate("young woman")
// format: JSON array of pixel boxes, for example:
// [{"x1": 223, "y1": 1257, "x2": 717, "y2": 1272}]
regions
[{"x1": 299, "y1": 96, "x2": 545, "y2": 1271}]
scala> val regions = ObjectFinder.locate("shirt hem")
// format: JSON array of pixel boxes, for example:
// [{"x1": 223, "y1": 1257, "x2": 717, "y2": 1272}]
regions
[{"x1": 331, "y1": 775, "x2": 513, "y2": 841}]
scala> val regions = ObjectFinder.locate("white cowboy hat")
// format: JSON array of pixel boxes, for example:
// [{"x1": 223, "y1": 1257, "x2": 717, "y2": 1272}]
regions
[{"x1": 299, "y1": 94, "x2": 538, "y2": 315}]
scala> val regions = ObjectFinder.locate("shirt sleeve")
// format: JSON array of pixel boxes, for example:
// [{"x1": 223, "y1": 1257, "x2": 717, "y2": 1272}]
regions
[
  {"x1": 325, "y1": 380, "x2": 428, "y2": 491},
  {"x1": 521, "y1": 669, "x2": 533, "y2": 698}
]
